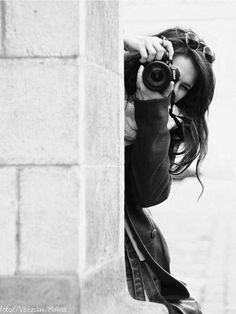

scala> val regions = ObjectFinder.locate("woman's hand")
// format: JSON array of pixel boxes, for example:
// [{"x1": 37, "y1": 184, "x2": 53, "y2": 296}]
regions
[
  {"x1": 136, "y1": 65, "x2": 174, "y2": 100},
  {"x1": 124, "y1": 35, "x2": 174, "y2": 63}
]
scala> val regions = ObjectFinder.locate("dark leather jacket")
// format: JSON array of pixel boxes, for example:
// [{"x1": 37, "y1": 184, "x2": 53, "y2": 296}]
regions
[{"x1": 125, "y1": 97, "x2": 203, "y2": 314}]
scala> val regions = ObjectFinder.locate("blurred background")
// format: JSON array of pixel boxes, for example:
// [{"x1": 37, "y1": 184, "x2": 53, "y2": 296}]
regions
[{"x1": 123, "y1": 1, "x2": 236, "y2": 313}]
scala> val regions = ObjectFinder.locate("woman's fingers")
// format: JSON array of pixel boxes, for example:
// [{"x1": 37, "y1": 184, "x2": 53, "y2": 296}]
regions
[
  {"x1": 161, "y1": 37, "x2": 174, "y2": 61},
  {"x1": 136, "y1": 65, "x2": 145, "y2": 90},
  {"x1": 162, "y1": 81, "x2": 175, "y2": 98},
  {"x1": 124, "y1": 35, "x2": 174, "y2": 63},
  {"x1": 151, "y1": 40, "x2": 166, "y2": 61},
  {"x1": 146, "y1": 42, "x2": 158, "y2": 62},
  {"x1": 139, "y1": 46, "x2": 148, "y2": 63},
  {"x1": 137, "y1": 36, "x2": 174, "y2": 63},
  {"x1": 138, "y1": 37, "x2": 164, "y2": 63}
]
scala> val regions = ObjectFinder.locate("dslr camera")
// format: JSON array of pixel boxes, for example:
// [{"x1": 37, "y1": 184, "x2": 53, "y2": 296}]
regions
[{"x1": 142, "y1": 53, "x2": 180, "y2": 93}]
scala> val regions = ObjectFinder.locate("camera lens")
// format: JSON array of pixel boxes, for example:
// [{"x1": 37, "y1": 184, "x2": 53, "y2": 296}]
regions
[
  {"x1": 151, "y1": 69, "x2": 164, "y2": 82},
  {"x1": 142, "y1": 61, "x2": 172, "y2": 92}
]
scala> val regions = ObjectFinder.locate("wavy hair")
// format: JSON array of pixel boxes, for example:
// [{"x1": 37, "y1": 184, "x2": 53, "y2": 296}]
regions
[{"x1": 124, "y1": 27, "x2": 216, "y2": 190}]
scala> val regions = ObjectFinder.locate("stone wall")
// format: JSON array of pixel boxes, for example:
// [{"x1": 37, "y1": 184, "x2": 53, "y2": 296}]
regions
[{"x1": 0, "y1": 1, "x2": 168, "y2": 314}]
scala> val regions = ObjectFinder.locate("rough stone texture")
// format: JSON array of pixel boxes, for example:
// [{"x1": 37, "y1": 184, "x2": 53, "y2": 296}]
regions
[
  {"x1": 80, "y1": 257, "x2": 126, "y2": 314},
  {"x1": 0, "y1": 59, "x2": 78, "y2": 165},
  {"x1": 83, "y1": 61, "x2": 120, "y2": 166},
  {"x1": 19, "y1": 166, "x2": 80, "y2": 274},
  {"x1": 0, "y1": 2, "x2": 3, "y2": 56},
  {"x1": 4, "y1": 1, "x2": 80, "y2": 57},
  {"x1": 0, "y1": 272, "x2": 168, "y2": 314},
  {"x1": 80, "y1": 257, "x2": 168, "y2": 314},
  {"x1": 0, "y1": 1, "x2": 168, "y2": 313},
  {"x1": 0, "y1": 168, "x2": 17, "y2": 275},
  {"x1": 85, "y1": 1, "x2": 119, "y2": 73},
  {"x1": 0, "y1": 276, "x2": 79, "y2": 313},
  {"x1": 84, "y1": 166, "x2": 121, "y2": 269}
]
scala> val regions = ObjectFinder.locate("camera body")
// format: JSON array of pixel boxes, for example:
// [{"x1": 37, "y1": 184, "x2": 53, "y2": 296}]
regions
[{"x1": 142, "y1": 60, "x2": 180, "y2": 93}]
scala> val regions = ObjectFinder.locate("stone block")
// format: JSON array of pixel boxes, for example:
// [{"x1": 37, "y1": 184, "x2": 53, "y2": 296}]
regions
[
  {"x1": 80, "y1": 256, "x2": 168, "y2": 314},
  {"x1": 19, "y1": 166, "x2": 80, "y2": 274},
  {"x1": 0, "y1": 276, "x2": 79, "y2": 314},
  {"x1": 85, "y1": 1, "x2": 119, "y2": 73},
  {"x1": 0, "y1": 272, "x2": 168, "y2": 314},
  {"x1": 84, "y1": 166, "x2": 122, "y2": 269},
  {"x1": 4, "y1": 1, "x2": 80, "y2": 57},
  {"x1": 0, "y1": 59, "x2": 78, "y2": 165},
  {"x1": 0, "y1": 168, "x2": 18, "y2": 275},
  {"x1": 0, "y1": 2, "x2": 3, "y2": 56},
  {"x1": 80, "y1": 256, "x2": 126, "y2": 314},
  {"x1": 82, "y1": 62, "x2": 120, "y2": 166}
]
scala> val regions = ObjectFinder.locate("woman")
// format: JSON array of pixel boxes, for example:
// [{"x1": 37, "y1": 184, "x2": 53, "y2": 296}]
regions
[{"x1": 124, "y1": 27, "x2": 215, "y2": 314}]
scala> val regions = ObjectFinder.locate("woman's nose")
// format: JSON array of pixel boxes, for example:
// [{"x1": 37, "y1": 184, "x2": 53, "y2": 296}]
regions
[
  {"x1": 173, "y1": 81, "x2": 181, "y2": 102},
  {"x1": 173, "y1": 81, "x2": 180, "y2": 94}
]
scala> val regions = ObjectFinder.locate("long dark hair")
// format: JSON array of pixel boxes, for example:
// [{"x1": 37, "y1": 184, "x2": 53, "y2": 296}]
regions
[{"x1": 124, "y1": 27, "x2": 216, "y2": 189}]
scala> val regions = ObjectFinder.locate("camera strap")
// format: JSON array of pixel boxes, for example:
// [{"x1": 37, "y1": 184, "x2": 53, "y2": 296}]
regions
[{"x1": 169, "y1": 92, "x2": 192, "y2": 128}]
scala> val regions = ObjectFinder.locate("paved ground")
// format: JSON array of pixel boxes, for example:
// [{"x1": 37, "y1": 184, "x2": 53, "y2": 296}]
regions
[{"x1": 150, "y1": 176, "x2": 236, "y2": 314}]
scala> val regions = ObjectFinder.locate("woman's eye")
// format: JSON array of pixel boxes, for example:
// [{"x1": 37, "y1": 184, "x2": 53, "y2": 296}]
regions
[{"x1": 180, "y1": 85, "x2": 189, "y2": 92}]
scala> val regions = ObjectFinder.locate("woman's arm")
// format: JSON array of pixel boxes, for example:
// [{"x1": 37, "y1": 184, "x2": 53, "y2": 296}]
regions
[
  {"x1": 124, "y1": 35, "x2": 174, "y2": 62},
  {"x1": 126, "y1": 96, "x2": 172, "y2": 208},
  {"x1": 125, "y1": 66, "x2": 173, "y2": 207}
]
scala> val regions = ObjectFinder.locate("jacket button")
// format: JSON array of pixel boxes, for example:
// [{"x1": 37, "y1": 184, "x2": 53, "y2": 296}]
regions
[{"x1": 151, "y1": 229, "x2": 157, "y2": 238}]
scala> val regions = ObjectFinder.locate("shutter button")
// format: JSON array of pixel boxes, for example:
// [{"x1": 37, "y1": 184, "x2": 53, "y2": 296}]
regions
[{"x1": 151, "y1": 229, "x2": 157, "y2": 238}]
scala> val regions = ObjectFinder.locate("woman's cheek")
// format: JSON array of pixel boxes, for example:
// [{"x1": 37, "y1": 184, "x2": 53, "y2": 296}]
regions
[{"x1": 175, "y1": 90, "x2": 187, "y2": 103}]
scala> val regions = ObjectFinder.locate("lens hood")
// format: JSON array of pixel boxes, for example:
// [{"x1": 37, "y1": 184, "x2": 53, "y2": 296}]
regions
[{"x1": 142, "y1": 61, "x2": 172, "y2": 92}]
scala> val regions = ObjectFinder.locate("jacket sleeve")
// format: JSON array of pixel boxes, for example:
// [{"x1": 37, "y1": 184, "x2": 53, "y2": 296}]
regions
[{"x1": 125, "y1": 96, "x2": 172, "y2": 208}]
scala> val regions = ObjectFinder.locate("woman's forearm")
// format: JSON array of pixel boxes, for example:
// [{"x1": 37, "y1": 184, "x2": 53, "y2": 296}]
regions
[{"x1": 126, "y1": 97, "x2": 172, "y2": 207}]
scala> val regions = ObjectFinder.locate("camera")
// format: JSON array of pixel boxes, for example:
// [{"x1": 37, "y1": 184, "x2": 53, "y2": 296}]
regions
[{"x1": 142, "y1": 56, "x2": 180, "y2": 93}]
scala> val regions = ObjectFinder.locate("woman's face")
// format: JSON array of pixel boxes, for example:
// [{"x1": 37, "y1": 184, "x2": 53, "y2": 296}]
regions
[{"x1": 172, "y1": 55, "x2": 198, "y2": 103}]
